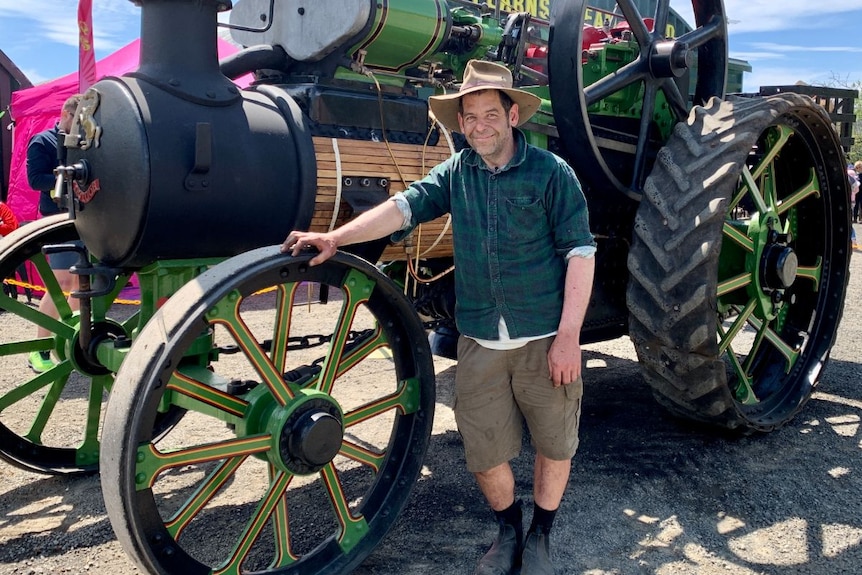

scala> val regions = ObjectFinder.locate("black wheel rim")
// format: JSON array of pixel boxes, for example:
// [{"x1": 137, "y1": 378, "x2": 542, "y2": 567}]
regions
[
  {"x1": 101, "y1": 248, "x2": 435, "y2": 574},
  {"x1": 717, "y1": 96, "x2": 850, "y2": 427},
  {"x1": 549, "y1": 0, "x2": 727, "y2": 197}
]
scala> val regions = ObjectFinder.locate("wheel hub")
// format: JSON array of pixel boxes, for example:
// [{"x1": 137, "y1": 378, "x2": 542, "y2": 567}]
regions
[
  {"x1": 268, "y1": 391, "x2": 344, "y2": 475},
  {"x1": 762, "y1": 245, "x2": 798, "y2": 290},
  {"x1": 650, "y1": 40, "x2": 693, "y2": 78}
]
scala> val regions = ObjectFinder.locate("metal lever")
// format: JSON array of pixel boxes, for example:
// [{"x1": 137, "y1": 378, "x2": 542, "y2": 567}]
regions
[{"x1": 51, "y1": 161, "x2": 91, "y2": 201}]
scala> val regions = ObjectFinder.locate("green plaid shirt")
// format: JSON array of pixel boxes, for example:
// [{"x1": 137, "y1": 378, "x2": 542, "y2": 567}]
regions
[{"x1": 393, "y1": 129, "x2": 594, "y2": 340}]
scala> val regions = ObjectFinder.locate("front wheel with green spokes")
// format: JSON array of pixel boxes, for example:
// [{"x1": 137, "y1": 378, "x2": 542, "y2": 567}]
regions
[
  {"x1": 627, "y1": 94, "x2": 850, "y2": 432},
  {"x1": 101, "y1": 248, "x2": 435, "y2": 574},
  {"x1": 0, "y1": 215, "x2": 136, "y2": 474}
]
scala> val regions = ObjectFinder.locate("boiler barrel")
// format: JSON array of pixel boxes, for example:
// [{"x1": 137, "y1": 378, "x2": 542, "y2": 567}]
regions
[{"x1": 69, "y1": 79, "x2": 316, "y2": 269}]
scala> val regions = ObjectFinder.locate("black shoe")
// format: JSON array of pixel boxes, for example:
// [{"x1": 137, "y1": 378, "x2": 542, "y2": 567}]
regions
[
  {"x1": 520, "y1": 527, "x2": 554, "y2": 575},
  {"x1": 473, "y1": 523, "x2": 522, "y2": 575}
]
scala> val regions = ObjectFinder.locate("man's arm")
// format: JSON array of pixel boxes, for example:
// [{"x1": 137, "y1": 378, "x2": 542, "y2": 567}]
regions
[
  {"x1": 547, "y1": 255, "x2": 595, "y2": 387},
  {"x1": 281, "y1": 199, "x2": 405, "y2": 266}
]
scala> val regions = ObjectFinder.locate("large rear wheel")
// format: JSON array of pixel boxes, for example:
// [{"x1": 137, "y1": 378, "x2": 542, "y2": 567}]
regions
[
  {"x1": 549, "y1": 0, "x2": 727, "y2": 197},
  {"x1": 101, "y1": 248, "x2": 435, "y2": 574},
  {"x1": 627, "y1": 94, "x2": 850, "y2": 431}
]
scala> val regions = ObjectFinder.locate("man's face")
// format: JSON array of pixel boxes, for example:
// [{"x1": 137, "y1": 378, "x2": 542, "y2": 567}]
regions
[
  {"x1": 458, "y1": 90, "x2": 519, "y2": 166},
  {"x1": 58, "y1": 107, "x2": 75, "y2": 133}
]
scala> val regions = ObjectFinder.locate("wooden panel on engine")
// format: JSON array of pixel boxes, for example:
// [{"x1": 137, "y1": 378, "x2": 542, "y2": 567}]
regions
[{"x1": 309, "y1": 136, "x2": 456, "y2": 261}]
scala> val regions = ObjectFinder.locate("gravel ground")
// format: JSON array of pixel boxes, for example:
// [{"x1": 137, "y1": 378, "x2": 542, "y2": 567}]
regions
[{"x1": 2, "y1": 228, "x2": 862, "y2": 575}]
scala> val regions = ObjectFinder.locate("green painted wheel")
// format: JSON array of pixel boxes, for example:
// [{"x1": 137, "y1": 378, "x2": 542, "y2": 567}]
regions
[
  {"x1": 0, "y1": 215, "x2": 135, "y2": 474},
  {"x1": 627, "y1": 94, "x2": 850, "y2": 431},
  {"x1": 101, "y1": 247, "x2": 435, "y2": 574}
]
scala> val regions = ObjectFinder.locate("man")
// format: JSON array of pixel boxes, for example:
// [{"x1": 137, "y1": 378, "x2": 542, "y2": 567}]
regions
[
  {"x1": 282, "y1": 60, "x2": 595, "y2": 574},
  {"x1": 25, "y1": 94, "x2": 82, "y2": 373}
]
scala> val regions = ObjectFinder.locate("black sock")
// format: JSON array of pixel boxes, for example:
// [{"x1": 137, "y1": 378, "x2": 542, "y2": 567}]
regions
[
  {"x1": 493, "y1": 500, "x2": 523, "y2": 539},
  {"x1": 39, "y1": 351, "x2": 50, "y2": 360},
  {"x1": 494, "y1": 499, "x2": 524, "y2": 545},
  {"x1": 529, "y1": 503, "x2": 557, "y2": 534}
]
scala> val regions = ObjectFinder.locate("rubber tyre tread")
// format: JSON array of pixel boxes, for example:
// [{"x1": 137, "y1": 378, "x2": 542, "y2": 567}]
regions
[{"x1": 626, "y1": 94, "x2": 829, "y2": 431}]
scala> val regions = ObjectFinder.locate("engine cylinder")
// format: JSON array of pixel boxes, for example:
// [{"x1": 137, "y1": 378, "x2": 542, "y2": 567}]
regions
[
  {"x1": 69, "y1": 0, "x2": 316, "y2": 268},
  {"x1": 230, "y1": 0, "x2": 452, "y2": 73}
]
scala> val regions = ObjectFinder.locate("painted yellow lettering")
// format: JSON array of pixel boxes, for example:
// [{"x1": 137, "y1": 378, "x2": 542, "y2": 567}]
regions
[{"x1": 538, "y1": 0, "x2": 549, "y2": 20}]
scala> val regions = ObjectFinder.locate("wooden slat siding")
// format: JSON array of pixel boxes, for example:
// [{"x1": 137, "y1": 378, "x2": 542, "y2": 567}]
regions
[{"x1": 308, "y1": 137, "x2": 455, "y2": 261}]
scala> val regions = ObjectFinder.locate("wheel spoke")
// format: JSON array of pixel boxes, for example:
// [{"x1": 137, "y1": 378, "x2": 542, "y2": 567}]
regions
[
  {"x1": 0, "y1": 290, "x2": 75, "y2": 340},
  {"x1": 332, "y1": 325, "x2": 389, "y2": 379},
  {"x1": 739, "y1": 166, "x2": 770, "y2": 215},
  {"x1": 616, "y1": 0, "x2": 650, "y2": 45},
  {"x1": 652, "y1": 0, "x2": 670, "y2": 36},
  {"x1": 718, "y1": 300, "x2": 756, "y2": 355},
  {"x1": 24, "y1": 369, "x2": 73, "y2": 444},
  {"x1": 339, "y1": 440, "x2": 385, "y2": 473},
  {"x1": 135, "y1": 435, "x2": 272, "y2": 489},
  {"x1": 208, "y1": 289, "x2": 294, "y2": 405},
  {"x1": 271, "y1": 283, "x2": 300, "y2": 374},
  {"x1": 742, "y1": 321, "x2": 770, "y2": 375},
  {"x1": 796, "y1": 257, "x2": 823, "y2": 291},
  {"x1": 722, "y1": 222, "x2": 756, "y2": 253},
  {"x1": 584, "y1": 61, "x2": 648, "y2": 105},
  {"x1": 320, "y1": 462, "x2": 369, "y2": 552},
  {"x1": 164, "y1": 454, "x2": 250, "y2": 539},
  {"x1": 777, "y1": 169, "x2": 821, "y2": 215},
  {"x1": 78, "y1": 374, "x2": 109, "y2": 467},
  {"x1": 269, "y1": 464, "x2": 296, "y2": 568},
  {"x1": 343, "y1": 376, "x2": 422, "y2": 428},
  {"x1": 631, "y1": 82, "x2": 659, "y2": 189},
  {"x1": 720, "y1": 334, "x2": 758, "y2": 404},
  {"x1": 744, "y1": 314, "x2": 800, "y2": 373},
  {"x1": 717, "y1": 271, "x2": 753, "y2": 298},
  {"x1": 659, "y1": 77, "x2": 689, "y2": 121},
  {"x1": 169, "y1": 367, "x2": 250, "y2": 420},
  {"x1": 0, "y1": 365, "x2": 63, "y2": 413},
  {"x1": 750, "y1": 125, "x2": 794, "y2": 180},
  {"x1": 31, "y1": 253, "x2": 74, "y2": 322},
  {"x1": 676, "y1": 16, "x2": 724, "y2": 49},
  {"x1": 316, "y1": 269, "x2": 375, "y2": 396},
  {"x1": 214, "y1": 469, "x2": 293, "y2": 575},
  {"x1": 718, "y1": 305, "x2": 761, "y2": 404}
]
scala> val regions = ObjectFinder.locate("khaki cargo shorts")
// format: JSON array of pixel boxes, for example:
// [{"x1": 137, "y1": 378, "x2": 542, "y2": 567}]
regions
[{"x1": 454, "y1": 335, "x2": 583, "y2": 473}]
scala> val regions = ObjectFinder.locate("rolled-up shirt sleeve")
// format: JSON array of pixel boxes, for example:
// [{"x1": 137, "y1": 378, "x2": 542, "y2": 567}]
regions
[{"x1": 391, "y1": 194, "x2": 413, "y2": 231}]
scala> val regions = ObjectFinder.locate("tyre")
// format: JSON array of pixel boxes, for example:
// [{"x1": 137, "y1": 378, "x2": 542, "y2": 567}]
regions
[{"x1": 627, "y1": 94, "x2": 850, "y2": 431}]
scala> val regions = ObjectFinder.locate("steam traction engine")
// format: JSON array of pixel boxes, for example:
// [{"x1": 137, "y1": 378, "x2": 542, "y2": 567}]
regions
[{"x1": 0, "y1": 0, "x2": 851, "y2": 573}]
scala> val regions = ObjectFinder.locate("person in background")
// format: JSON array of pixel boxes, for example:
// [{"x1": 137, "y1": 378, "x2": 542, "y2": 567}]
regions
[
  {"x1": 847, "y1": 163, "x2": 859, "y2": 249},
  {"x1": 0, "y1": 200, "x2": 18, "y2": 237},
  {"x1": 0, "y1": 201, "x2": 28, "y2": 304},
  {"x1": 855, "y1": 161, "x2": 862, "y2": 223},
  {"x1": 282, "y1": 60, "x2": 595, "y2": 575},
  {"x1": 25, "y1": 94, "x2": 82, "y2": 373}
]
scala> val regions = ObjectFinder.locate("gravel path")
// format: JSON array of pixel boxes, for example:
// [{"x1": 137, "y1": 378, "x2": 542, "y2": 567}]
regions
[{"x1": 2, "y1": 230, "x2": 862, "y2": 575}]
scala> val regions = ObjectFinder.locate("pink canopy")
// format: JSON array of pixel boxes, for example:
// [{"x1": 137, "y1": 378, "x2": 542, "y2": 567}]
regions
[{"x1": 7, "y1": 37, "x2": 251, "y2": 221}]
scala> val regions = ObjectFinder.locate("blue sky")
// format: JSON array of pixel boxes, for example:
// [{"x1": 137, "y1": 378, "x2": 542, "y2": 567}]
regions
[{"x1": 1, "y1": 0, "x2": 861, "y2": 93}]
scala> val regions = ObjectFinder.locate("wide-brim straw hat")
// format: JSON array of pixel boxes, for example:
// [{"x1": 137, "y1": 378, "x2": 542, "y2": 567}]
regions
[{"x1": 429, "y1": 60, "x2": 542, "y2": 132}]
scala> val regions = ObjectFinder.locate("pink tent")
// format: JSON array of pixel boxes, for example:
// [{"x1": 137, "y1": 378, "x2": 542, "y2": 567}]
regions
[{"x1": 7, "y1": 38, "x2": 251, "y2": 221}]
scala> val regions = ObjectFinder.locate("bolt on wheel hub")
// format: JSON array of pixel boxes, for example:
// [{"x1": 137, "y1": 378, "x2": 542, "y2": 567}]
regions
[
  {"x1": 762, "y1": 245, "x2": 798, "y2": 290},
  {"x1": 268, "y1": 390, "x2": 344, "y2": 475}
]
